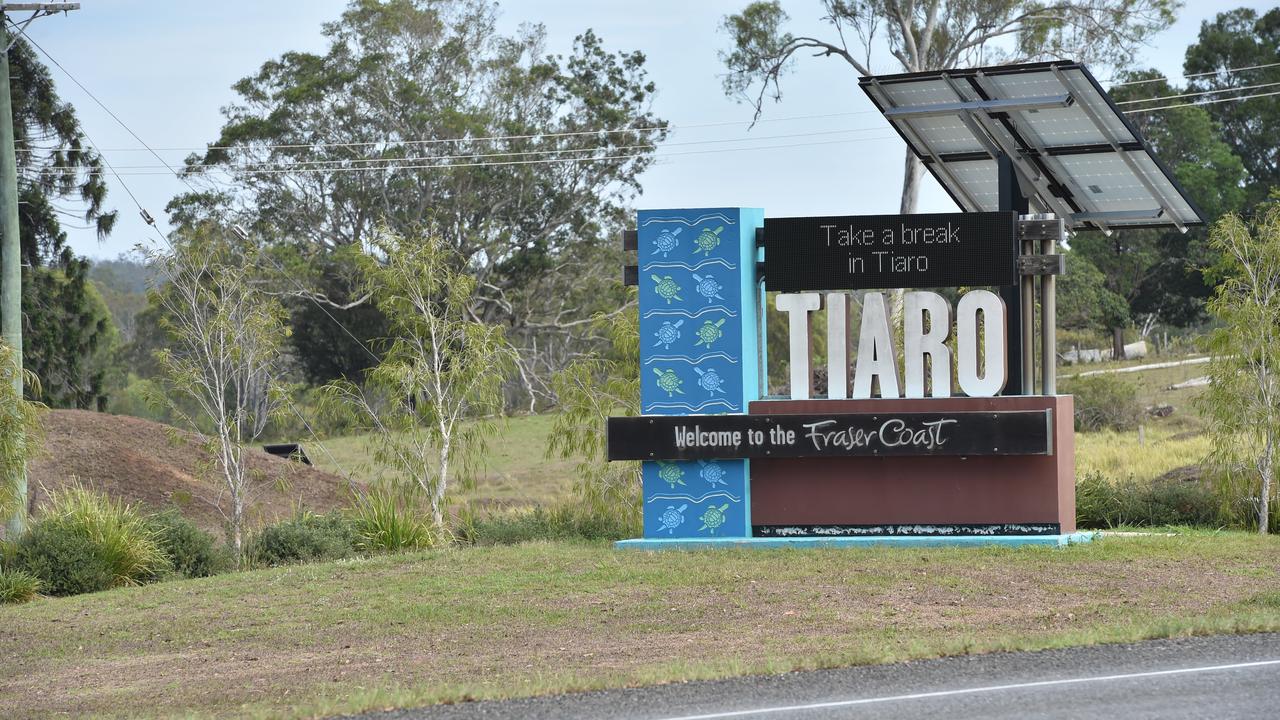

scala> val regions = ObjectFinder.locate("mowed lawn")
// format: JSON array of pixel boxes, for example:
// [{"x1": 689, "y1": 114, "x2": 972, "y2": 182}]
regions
[{"x1": 3, "y1": 533, "x2": 1278, "y2": 719}]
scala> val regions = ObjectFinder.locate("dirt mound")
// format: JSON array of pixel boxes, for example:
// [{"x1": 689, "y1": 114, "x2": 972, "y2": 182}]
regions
[{"x1": 27, "y1": 410, "x2": 357, "y2": 536}]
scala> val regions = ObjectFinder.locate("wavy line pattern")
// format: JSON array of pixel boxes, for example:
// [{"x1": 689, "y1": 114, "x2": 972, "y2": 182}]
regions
[
  {"x1": 647, "y1": 492, "x2": 742, "y2": 504},
  {"x1": 641, "y1": 213, "x2": 735, "y2": 227},
  {"x1": 642, "y1": 259, "x2": 737, "y2": 271},
  {"x1": 644, "y1": 399, "x2": 739, "y2": 413},
  {"x1": 643, "y1": 352, "x2": 739, "y2": 365},
  {"x1": 641, "y1": 306, "x2": 739, "y2": 320}
]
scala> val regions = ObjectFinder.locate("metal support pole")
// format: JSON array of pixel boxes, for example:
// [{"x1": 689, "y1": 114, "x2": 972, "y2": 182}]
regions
[
  {"x1": 1, "y1": 19, "x2": 25, "y2": 536},
  {"x1": 1021, "y1": 235, "x2": 1035, "y2": 395},
  {"x1": 997, "y1": 153, "x2": 1027, "y2": 395},
  {"x1": 1041, "y1": 218, "x2": 1063, "y2": 395}
]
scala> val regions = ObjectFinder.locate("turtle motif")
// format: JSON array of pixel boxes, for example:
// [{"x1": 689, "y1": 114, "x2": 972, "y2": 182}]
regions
[
  {"x1": 691, "y1": 273, "x2": 724, "y2": 302},
  {"x1": 699, "y1": 503, "x2": 730, "y2": 533},
  {"x1": 693, "y1": 366, "x2": 725, "y2": 395},
  {"x1": 694, "y1": 225, "x2": 725, "y2": 256},
  {"x1": 698, "y1": 459, "x2": 727, "y2": 487},
  {"x1": 653, "y1": 367, "x2": 684, "y2": 396},
  {"x1": 656, "y1": 461, "x2": 685, "y2": 489},
  {"x1": 652, "y1": 227, "x2": 683, "y2": 257},
  {"x1": 653, "y1": 320, "x2": 684, "y2": 349},
  {"x1": 693, "y1": 318, "x2": 726, "y2": 348},
  {"x1": 656, "y1": 503, "x2": 688, "y2": 534},
  {"x1": 651, "y1": 274, "x2": 682, "y2": 304}
]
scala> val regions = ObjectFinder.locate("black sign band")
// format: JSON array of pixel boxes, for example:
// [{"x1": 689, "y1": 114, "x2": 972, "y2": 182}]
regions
[
  {"x1": 763, "y1": 211, "x2": 1017, "y2": 291},
  {"x1": 606, "y1": 410, "x2": 1052, "y2": 461}
]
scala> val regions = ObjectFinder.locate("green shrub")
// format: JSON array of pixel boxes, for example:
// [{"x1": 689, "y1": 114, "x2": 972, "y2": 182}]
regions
[
  {"x1": 13, "y1": 520, "x2": 117, "y2": 595},
  {"x1": 1076, "y1": 471, "x2": 1223, "y2": 529},
  {"x1": 248, "y1": 511, "x2": 360, "y2": 566},
  {"x1": 0, "y1": 568, "x2": 41, "y2": 604},
  {"x1": 13, "y1": 485, "x2": 168, "y2": 595},
  {"x1": 1066, "y1": 375, "x2": 1143, "y2": 431},
  {"x1": 144, "y1": 510, "x2": 231, "y2": 578},
  {"x1": 463, "y1": 504, "x2": 639, "y2": 546},
  {"x1": 350, "y1": 485, "x2": 435, "y2": 553}
]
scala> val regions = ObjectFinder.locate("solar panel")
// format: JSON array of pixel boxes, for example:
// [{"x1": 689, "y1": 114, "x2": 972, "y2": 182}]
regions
[{"x1": 859, "y1": 61, "x2": 1205, "y2": 233}]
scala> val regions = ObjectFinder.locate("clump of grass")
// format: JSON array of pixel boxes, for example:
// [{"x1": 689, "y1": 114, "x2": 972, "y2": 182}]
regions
[
  {"x1": 1076, "y1": 471, "x2": 1223, "y2": 529},
  {"x1": 349, "y1": 484, "x2": 435, "y2": 552},
  {"x1": 0, "y1": 568, "x2": 41, "y2": 604},
  {"x1": 12, "y1": 483, "x2": 168, "y2": 595}
]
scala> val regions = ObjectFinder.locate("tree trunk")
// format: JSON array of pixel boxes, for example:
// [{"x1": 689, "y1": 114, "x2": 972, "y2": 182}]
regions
[
  {"x1": 432, "y1": 436, "x2": 450, "y2": 531},
  {"x1": 1111, "y1": 326, "x2": 1126, "y2": 361},
  {"x1": 899, "y1": 149, "x2": 922, "y2": 214},
  {"x1": 232, "y1": 495, "x2": 244, "y2": 567},
  {"x1": 1260, "y1": 433, "x2": 1273, "y2": 534}
]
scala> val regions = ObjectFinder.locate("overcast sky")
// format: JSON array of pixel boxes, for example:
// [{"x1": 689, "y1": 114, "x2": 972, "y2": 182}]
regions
[{"x1": 18, "y1": 0, "x2": 1271, "y2": 260}]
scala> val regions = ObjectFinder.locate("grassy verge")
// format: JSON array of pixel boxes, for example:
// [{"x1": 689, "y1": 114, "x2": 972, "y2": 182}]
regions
[
  {"x1": 2, "y1": 533, "x2": 1277, "y2": 719},
  {"x1": 307, "y1": 413, "x2": 576, "y2": 510}
]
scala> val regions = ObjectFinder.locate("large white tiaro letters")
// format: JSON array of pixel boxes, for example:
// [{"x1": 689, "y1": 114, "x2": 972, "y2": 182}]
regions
[{"x1": 776, "y1": 289, "x2": 1007, "y2": 399}]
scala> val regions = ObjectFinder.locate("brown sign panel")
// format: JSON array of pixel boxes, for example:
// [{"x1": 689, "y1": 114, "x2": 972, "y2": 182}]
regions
[
  {"x1": 763, "y1": 211, "x2": 1018, "y2": 291},
  {"x1": 606, "y1": 410, "x2": 1051, "y2": 461}
]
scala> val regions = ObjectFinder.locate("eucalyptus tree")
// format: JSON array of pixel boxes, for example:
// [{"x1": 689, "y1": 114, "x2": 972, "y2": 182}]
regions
[
  {"x1": 1200, "y1": 206, "x2": 1280, "y2": 533},
  {"x1": 720, "y1": 0, "x2": 1178, "y2": 213},
  {"x1": 177, "y1": 0, "x2": 665, "y2": 401},
  {"x1": 147, "y1": 230, "x2": 290, "y2": 559},
  {"x1": 321, "y1": 229, "x2": 515, "y2": 532}
]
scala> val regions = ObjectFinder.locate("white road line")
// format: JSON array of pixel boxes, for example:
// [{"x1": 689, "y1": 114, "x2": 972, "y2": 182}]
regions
[{"x1": 649, "y1": 659, "x2": 1280, "y2": 720}]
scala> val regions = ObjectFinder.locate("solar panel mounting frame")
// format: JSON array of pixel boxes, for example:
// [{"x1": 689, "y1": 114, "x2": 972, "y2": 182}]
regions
[{"x1": 858, "y1": 61, "x2": 1206, "y2": 234}]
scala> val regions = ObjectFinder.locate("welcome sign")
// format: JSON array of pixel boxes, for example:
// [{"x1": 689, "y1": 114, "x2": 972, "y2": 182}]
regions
[
  {"x1": 615, "y1": 206, "x2": 1075, "y2": 544},
  {"x1": 608, "y1": 410, "x2": 1052, "y2": 460}
]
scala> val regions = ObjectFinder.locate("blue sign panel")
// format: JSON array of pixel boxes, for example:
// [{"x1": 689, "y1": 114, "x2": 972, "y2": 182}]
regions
[{"x1": 637, "y1": 208, "x2": 762, "y2": 539}]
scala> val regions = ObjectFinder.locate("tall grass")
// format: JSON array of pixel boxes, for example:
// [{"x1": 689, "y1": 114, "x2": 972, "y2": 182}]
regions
[
  {"x1": 0, "y1": 568, "x2": 41, "y2": 603},
  {"x1": 349, "y1": 484, "x2": 435, "y2": 551},
  {"x1": 1076, "y1": 427, "x2": 1213, "y2": 483},
  {"x1": 34, "y1": 483, "x2": 168, "y2": 587}
]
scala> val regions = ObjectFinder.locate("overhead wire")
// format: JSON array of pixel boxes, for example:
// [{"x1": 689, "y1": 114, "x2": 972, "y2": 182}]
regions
[
  {"x1": 43, "y1": 133, "x2": 900, "y2": 177},
  {"x1": 38, "y1": 125, "x2": 891, "y2": 173},
  {"x1": 1124, "y1": 88, "x2": 1280, "y2": 114},
  {"x1": 1115, "y1": 79, "x2": 1280, "y2": 105},
  {"x1": 1104, "y1": 59, "x2": 1280, "y2": 87},
  {"x1": 30, "y1": 79, "x2": 1280, "y2": 179},
  {"x1": 22, "y1": 85, "x2": 1278, "y2": 179}
]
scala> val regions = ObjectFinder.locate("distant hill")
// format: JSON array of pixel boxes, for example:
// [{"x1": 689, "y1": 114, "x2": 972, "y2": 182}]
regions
[
  {"x1": 27, "y1": 410, "x2": 358, "y2": 536},
  {"x1": 88, "y1": 255, "x2": 152, "y2": 341}
]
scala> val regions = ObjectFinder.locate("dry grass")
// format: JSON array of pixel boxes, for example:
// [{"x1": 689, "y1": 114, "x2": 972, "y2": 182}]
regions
[{"x1": 1076, "y1": 425, "x2": 1213, "y2": 483}]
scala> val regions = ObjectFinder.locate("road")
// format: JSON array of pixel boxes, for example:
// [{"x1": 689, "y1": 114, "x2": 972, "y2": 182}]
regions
[{"x1": 351, "y1": 633, "x2": 1280, "y2": 720}]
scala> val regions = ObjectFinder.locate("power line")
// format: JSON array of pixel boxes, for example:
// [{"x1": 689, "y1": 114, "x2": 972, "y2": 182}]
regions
[
  {"x1": 1115, "y1": 80, "x2": 1280, "y2": 106},
  {"x1": 35, "y1": 134, "x2": 901, "y2": 177},
  {"x1": 1125, "y1": 88, "x2": 1280, "y2": 114},
  {"x1": 33, "y1": 126, "x2": 893, "y2": 173},
  {"x1": 54, "y1": 108, "x2": 884, "y2": 155},
  {"x1": 1105, "y1": 60, "x2": 1280, "y2": 88}
]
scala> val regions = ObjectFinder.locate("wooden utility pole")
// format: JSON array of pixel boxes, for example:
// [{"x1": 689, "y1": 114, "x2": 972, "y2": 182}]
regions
[{"x1": 1, "y1": 2, "x2": 78, "y2": 536}]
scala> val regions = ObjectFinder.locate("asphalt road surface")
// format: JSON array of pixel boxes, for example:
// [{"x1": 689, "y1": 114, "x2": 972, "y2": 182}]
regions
[{"x1": 351, "y1": 633, "x2": 1280, "y2": 720}]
